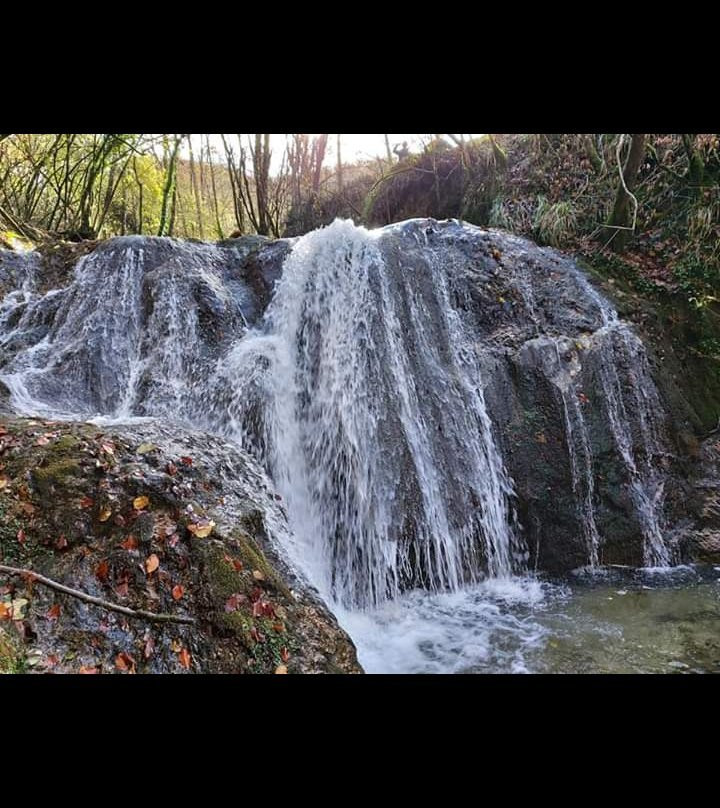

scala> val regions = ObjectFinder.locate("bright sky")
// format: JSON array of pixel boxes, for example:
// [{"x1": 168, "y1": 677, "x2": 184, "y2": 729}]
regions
[{"x1": 190, "y1": 134, "x2": 483, "y2": 165}]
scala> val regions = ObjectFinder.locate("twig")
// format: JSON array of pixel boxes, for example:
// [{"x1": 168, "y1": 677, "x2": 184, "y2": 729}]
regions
[{"x1": 0, "y1": 565, "x2": 195, "y2": 625}]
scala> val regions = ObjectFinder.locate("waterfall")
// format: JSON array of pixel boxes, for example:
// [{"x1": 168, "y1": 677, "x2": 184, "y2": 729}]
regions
[
  {"x1": 571, "y1": 270, "x2": 671, "y2": 568},
  {"x1": 213, "y1": 221, "x2": 521, "y2": 608},
  {"x1": 0, "y1": 219, "x2": 675, "y2": 619}
]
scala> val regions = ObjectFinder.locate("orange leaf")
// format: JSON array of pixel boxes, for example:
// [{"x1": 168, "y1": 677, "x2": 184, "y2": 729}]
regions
[
  {"x1": 178, "y1": 647, "x2": 191, "y2": 670},
  {"x1": 281, "y1": 647, "x2": 290, "y2": 663},
  {"x1": 145, "y1": 554, "x2": 160, "y2": 574},
  {"x1": 79, "y1": 665, "x2": 100, "y2": 675},
  {"x1": 172, "y1": 584, "x2": 185, "y2": 602},
  {"x1": 47, "y1": 603, "x2": 61, "y2": 620},
  {"x1": 95, "y1": 561, "x2": 110, "y2": 582},
  {"x1": 224, "y1": 554, "x2": 243, "y2": 572},
  {"x1": 79, "y1": 496, "x2": 94, "y2": 509},
  {"x1": 275, "y1": 665, "x2": 288, "y2": 675},
  {"x1": 115, "y1": 652, "x2": 136, "y2": 673},
  {"x1": 133, "y1": 496, "x2": 149, "y2": 511},
  {"x1": 120, "y1": 534, "x2": 139, "y2": 551},
  {"x1": 0, "y1": 602, "x2": 9, "y2": 620}
]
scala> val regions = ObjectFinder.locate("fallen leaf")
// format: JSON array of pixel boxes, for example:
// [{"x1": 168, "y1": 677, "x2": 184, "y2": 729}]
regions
[
  {"x1": 115, "y1": 652, "x2": 136, "y2": 674},
  {"x1": 180, "y1": 457, "x2": 193, "y2": 467},
  {"x1": 17, "y1": 529, "x2": 26, "y2": 546},
  {"x1": 145, "y1": 554, "x2": 160, "y2": 575},
  {"x1": 178, "y1": 647, "x2": 191, "y2": 670},
  {"x1": 187, "y1": 519, "x2": 215, "y2": 539},
  {"x1": 101, "y1": 442, "x2": 115, "y2": 456},
  {"x1": 35, "y1": 436, "x2": 50, "y2": 446},
  {"x1": 79, "y1": 666, "x2": 100, "y2": 675},
  {"x1": 99, "y1": 506, "x2": 112, "y2": 523},
  {"x1": 0, "y1": 475, "x2": 8, "y2": 489},
  {"x1": 172, "y1": 584, "x2": 185, "y2": 602},
  {"x1": 137, "y1": 443, "x2": 157, "y2": 455},
  {"x1": 275, "y1": 665, "x2": 288, "y2": 675},
  {"x1": 47, "y1": 604, "x2": 61, "y2": 620},
  {"x1": 133, "y1": 496, "x2": 149, "y2": 511},
  {"x1": 95, "y1": 561, "x2": 110, "y2": 582},
  {"x1": 281, "y1": 647, "x2": 290, "y2": 663},
  {"x1": 45, "y1": 654, "x2": 60, "y2": 668},
  {"x1": 55, "y1": 534, "x2": 68, "y2": 550},
  {"x1": 166, "y1": 462, "x2": 178, "y2": 476},
  {"x1": 224, "y1": 554, "x2": 244, "y2": 572},
  {"x1": 20, "y1": 501, "x2": 35, "y2": 516},
  {"x1": 120, "y1": 534, "x2": 138, "y2": 551},
  {"x1": 252, "y1": 569, "x2": 265, "y2": 582},
  {"x1": 115, "y1": 577, "x2": 130, "y2": 598},
  {"x1": 9, "y1": 598, "x2": 29, "y2": 619},
  {"x1": 171, "y1": 640, "x2": 183, "y2": 653},
  {"x1": 79, "y1": 496, "x2": 94, "y2": 509},
  {"x1": 0, "y1": 602, "x2": 9, "y2": 620},
  {"x1": 225, "y1": 594, "x2": 247, "y2": 612},
  {"x1": 144, "y1": 634, "x2": 155, "y2": 660}
]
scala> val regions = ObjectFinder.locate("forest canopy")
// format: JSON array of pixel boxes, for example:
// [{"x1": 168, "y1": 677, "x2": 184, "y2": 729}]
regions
[{"x1": 1, "y1": 133, "x2": 718, "y2": 308}]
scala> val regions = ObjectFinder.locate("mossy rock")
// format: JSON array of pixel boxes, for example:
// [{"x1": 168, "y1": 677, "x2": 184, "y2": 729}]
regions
[{"x1": 0, "y1": 416, "x2": 362, "y2": 675}]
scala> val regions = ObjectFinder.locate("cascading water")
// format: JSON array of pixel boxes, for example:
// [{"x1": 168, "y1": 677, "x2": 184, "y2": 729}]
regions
[
  {"x1": 212, "y1": 220, "x2": 523, "y2": 608},
  {"x1": 0, "y1": 219, "x2": 679, "y2": 671}
]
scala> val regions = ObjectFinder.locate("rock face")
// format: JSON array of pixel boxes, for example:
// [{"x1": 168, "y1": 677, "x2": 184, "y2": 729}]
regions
[
  {"x1": 0, "y1": 221, "x2": 716, "y2": 620},
  {"x1": 0, "y1": 417, "x2": 361, "y2": 674}
]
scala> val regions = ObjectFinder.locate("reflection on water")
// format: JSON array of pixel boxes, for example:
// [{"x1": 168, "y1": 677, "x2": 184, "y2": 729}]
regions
[{"x1": 338, "y1": 566, "x2": 720, "y2": 674}]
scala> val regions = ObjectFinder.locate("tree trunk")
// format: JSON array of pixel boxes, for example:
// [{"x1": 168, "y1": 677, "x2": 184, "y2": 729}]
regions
[
  {"x1": 337, "y1": 134, "x2": 344, "y2": 194},
  {"x1": 606, "y1": 133, "x2": 646, "y2": 252},
  {"x1": 681, "y1": 133, "x2": 705, "y2": 192},
  {"x1": 158, "y1": 135, "x2": 183, "y2": 237},
  {"x1": 384, "y1": 134, "x2": 393, "y2": 165}
]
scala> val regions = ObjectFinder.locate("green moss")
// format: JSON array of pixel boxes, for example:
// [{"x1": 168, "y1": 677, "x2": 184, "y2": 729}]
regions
[
  {"x1": 199, "y1": 532, "x2": 298, "y2": 672},
  {"x1": 31, "y1": 459, "x2": 82, "y2": 497},
  {"x1": 52, "y1": 434, "x2": 81, "y2": 452},
  {"x1": 0, "y1": 627, "x2": 24, "y2": 674}
]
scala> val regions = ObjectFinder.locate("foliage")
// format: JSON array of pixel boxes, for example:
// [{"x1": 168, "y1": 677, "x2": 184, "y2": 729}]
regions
[{"x1": 1, "y1": 133, "x2": 718, "y2": 310}]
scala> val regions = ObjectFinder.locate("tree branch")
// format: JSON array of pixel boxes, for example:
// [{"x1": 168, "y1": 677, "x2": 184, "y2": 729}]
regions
[{"x1": 0, "y1": 565, "x2": 196, "y2": 625}]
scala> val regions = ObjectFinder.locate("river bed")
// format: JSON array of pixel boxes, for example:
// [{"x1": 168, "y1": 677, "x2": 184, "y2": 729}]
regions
[{"x1": 337, "y1": 565, "x2": 720, "y2": 674}]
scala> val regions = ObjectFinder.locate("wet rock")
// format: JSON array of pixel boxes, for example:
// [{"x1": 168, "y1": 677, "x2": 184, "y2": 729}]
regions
[{"x1": 0, "y1": 220, "x2": 704, "y2": 597}]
